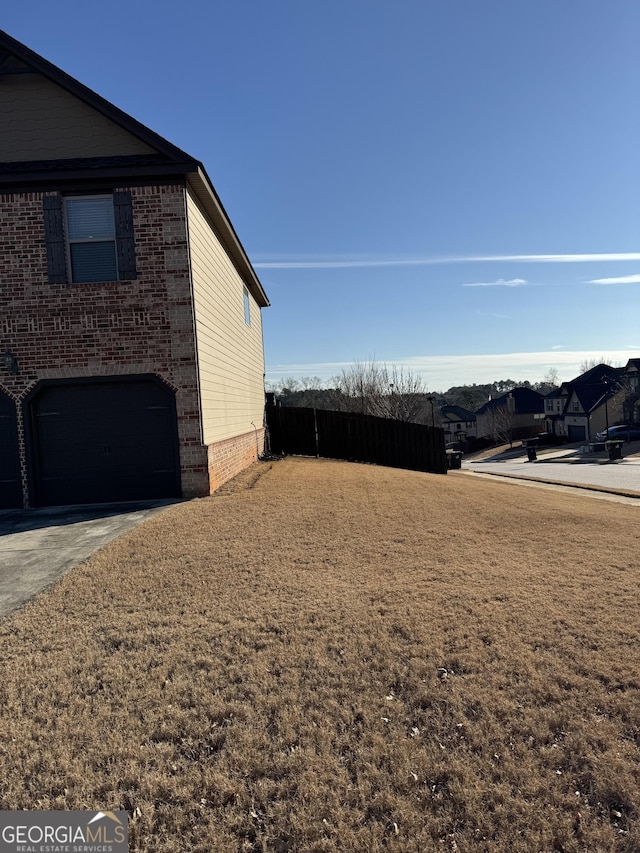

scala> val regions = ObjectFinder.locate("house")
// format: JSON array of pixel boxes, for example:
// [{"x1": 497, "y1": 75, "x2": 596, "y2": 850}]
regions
[
  {"x1": 0, "y1": 31, "x2": 269, "y2": 509},
  {"x1": 542, "y1": 385, "x2": 570, "y2": 437},
  {"x1": 543, "y1": 363, "x2": 625, "y2": 443},
  {"x1": 475, "y1": 387, "x2": 545, "y2": 444},
  {"x1": 439, "y1": 405, "x2": 477, "y2": 444},
  {"x1": 621, "y1": 358, "x2": 640, "y2": 425}
]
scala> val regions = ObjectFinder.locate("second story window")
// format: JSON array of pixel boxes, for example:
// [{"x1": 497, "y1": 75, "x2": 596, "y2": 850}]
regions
[
  {"x1": 43, "y1": 191, "x2": 137, "y2": 285},
  {"x1": 243, "y1": 286, "x2": 251, "y2": 326},
  {"x1": 65, "y1": 197, "x2": 117, "y2": 283}
]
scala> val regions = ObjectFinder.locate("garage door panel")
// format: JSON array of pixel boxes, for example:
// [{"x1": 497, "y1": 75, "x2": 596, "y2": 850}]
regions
[
  {"x1": 568, "y1": 425, "x2": 586, "y2": 443},
  {"x1": 0, "y1": 396, "x2": 22, "y2": 509},
  {"x1": 30, "y1": 378, "x2": 181, "y2": 506}
]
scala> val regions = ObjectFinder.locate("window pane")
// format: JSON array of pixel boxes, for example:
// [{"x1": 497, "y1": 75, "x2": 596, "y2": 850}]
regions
[
  {"x1": 70, "y1": 242, "x2": 118, "y2": 282},
  {"x1": 66, "y1": 197, "x2": 115, "y2": 240}
]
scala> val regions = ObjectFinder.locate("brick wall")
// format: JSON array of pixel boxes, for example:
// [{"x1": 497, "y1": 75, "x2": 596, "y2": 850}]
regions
[
  {"x1": 0, "y1": 183, "x2": 210, "y2": 503},
  {"x1": 207, "y1": 427, "x2": 265, "y2": 493}
]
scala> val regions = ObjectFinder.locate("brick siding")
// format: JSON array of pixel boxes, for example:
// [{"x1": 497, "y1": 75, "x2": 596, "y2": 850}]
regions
[
  {"x1": 207, "y1": 427, "x2": 265, "y2": 493},
  {"x1": 0, "y1": 184, "x2": 212, "y2": 504}
]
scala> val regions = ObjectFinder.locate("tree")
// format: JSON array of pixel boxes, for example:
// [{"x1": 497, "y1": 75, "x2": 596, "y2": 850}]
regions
[
  {"x1": 544, "y1": 367, "x2": 560, "y2": 387},
  {"x1": 486, "y1": 397, "x2": 517, "y2": 447},
  {"x1": 533, "y1": 368, "x2": 560, "y2": 395},
  {"x1": 579, "y1": 357, "x2": 614, "y2": 374},
  {"x1": 332, "y1": 360, "x2": 427, "y2": 422}
]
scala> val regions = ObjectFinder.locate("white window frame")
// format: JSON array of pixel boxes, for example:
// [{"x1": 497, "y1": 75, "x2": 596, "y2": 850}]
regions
[{"x1": 64, "y1": 195, "x2": 118, "y2": 283}]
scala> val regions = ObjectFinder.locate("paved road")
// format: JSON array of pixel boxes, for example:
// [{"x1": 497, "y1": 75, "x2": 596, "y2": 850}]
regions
[
  {"x1": 0, "y1": 501, "x2": 178, "y2": 620},
  {"x1": 463, "y1": 449, "x2": 640, "y2": 495}
]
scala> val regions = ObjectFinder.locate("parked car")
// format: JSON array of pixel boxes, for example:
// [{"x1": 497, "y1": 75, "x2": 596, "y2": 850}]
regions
[
  {"x1": 595, "y1": 425, "x2": 640, "y2": 442},
  {"x1": 532, "y1": 432, "x2": 567, "y2": 447}
]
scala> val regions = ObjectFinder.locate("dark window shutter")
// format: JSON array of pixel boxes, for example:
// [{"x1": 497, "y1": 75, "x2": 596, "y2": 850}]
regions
[
  {"x1": 43, "y1": 195, "x2": 67, "y2": 284},
  {"x1": 113, "y1": 190, "x2": 137, "y2": 280}
]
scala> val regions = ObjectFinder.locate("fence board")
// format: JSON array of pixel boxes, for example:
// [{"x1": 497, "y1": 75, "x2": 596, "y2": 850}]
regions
[
  {"x1": 266, "y1": 406, "x2": 317, "y2": 457},
  {"x1": 266, "y1": 406, "x2": 447, "y2": 475}
]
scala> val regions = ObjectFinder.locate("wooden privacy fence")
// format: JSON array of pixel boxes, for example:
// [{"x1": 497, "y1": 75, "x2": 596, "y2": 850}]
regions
[{"x1": 266, "y1": 406, "x2": 448, "y2": 475}]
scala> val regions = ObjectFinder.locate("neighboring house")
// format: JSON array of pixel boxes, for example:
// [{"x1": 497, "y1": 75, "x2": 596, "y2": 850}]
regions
[
  {"x1": 622, "y1": 358, "x2": 640, "y2": 425},
  {"x1": 0, "y1": 31, "x2": 269, "y2": 509},
  {"x1": 439, "y1": 405, "x2": 477, "y2": 444},
  {"x1": 544, "y1": 363, "x2": 625, "y2": 443},
  {"x1": 475, "y1": 387, "x2": 545, "y2": 443},
  {"x1": 543, "y1": 385, "x2": 570, "y2": 438}
]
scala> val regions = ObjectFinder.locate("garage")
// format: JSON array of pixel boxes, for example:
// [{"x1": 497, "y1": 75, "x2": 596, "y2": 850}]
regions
[
  {"x1": 27, "y1": 376, "x2": 181, "y2": 507},
  {"x1": 0, "y1": 391, "x2": 22, "y2": 509},
  {"x1": 568, "y1": 424, "x2": 586, "y2": 443}
]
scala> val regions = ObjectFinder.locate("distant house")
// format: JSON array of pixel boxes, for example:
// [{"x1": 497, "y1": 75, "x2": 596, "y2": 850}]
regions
[
  {"x1": 475, "y1": 387, "x2": 545, "y2": 444},
  {"x1": 544, "y1": 363, "x2": 625, "y2": 443},
  {"x1": 439, "y1": 405, "x2": 477, "y2": 444},
  {"x1": 0, "y1": 31, "x2": 269, "y2": 509},
  {"x1": 543, "y1": 385, "x2": 570, "y2": 437},
  {"x1": 622, "y1": 358, "x2": 640, "y2": 425}
]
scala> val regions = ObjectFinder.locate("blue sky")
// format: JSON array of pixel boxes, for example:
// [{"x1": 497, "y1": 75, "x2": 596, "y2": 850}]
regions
[{"x1": 5, "y1": 1, "x2": 639, "y2": 390}]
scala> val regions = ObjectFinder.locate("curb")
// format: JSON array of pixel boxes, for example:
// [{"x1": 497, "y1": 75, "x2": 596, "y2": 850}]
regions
[{"x1": 458, "y1": 469, "x2": 640, "y2": 500}]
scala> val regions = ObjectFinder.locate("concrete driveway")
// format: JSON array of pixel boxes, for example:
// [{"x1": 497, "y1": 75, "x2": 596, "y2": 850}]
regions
[{"x1": 0, "y1": 501, "x2": 179, "y2": 620}]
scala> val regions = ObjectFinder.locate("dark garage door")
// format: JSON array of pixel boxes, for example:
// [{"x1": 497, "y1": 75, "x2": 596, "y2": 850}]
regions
[
  {"x1": 0, "y1": 392, "x2": 21, "y2": 509},
  {"x1": 29, "y1": 377, "x2": 181, "y2": 507},
  {"x1": 568, "y1": 424, "x2": 586, "y2": 443}
]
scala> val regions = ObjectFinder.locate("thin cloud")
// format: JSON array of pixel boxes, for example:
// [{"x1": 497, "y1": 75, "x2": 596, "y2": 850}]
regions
[
  {"x1": 475, "y1": 309, "x2": 513, "y2": 319},
  {"x1": 587, "y1": 273, "x2": 640, "y2": 285},
  {"x1": 267, "y1": 350, "x2": 636, "y2": 391},
  {"x1": 463, "y1": 278, "x2": 526, "y2": 288},
  {"x1": 551, "y1": 345, "x2": 566, "y2": 350},
  {"x1": 254, "y1": 253, "x2": 640, "y2": 270}
]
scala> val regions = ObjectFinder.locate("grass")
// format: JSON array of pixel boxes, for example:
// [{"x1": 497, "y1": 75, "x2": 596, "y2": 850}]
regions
[{"x1": 0, "y1": 457, "x2": 638, "y2": 852}]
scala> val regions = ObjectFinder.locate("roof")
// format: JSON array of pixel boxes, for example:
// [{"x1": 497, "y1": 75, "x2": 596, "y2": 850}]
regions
[
  {"x1": 560, "y1": 364, "x2": 625, "y2": 414},
  {"x1": 544, "y1": 386, "x2": 565, "y2": 399},
  {"x1": 568, "y1": 363, "x2": 623, "y2": 386},
  {"x1": 439, "y1": 405, "x2": 476, "y2": 421},
  {"x1": 0, "y1": 30, "x2": 269, "y2": 308},
  {"x1": 570, "y1": 382, "x2": 621, "y2": 415},
  {"x1": 476, "y1": 387, "x2": 544, "y2": 416}
]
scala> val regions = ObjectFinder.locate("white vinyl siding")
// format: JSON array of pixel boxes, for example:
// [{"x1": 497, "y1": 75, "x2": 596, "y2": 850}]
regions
[{"x1": 186, "y1": 188, "x2": 265, "y2": 445}]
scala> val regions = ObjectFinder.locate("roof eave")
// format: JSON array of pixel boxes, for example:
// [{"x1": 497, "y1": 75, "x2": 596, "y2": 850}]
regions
[
  {"x1": 187, "y1": 166, "x2": 269, "y2": 308},
  {"x1": 0, "y1": 161, "x2": 198, "y2": 189}
]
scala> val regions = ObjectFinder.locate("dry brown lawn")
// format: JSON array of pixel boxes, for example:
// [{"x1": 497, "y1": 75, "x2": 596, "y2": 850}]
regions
[{"x1": 0, "y1": 457, "x2": 639, "y2": 852}]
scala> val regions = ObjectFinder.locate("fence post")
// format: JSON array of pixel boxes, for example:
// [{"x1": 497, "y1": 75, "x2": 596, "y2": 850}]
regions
[{"x1": 313, "y1": 408, "x2": 319, "y2": 457}]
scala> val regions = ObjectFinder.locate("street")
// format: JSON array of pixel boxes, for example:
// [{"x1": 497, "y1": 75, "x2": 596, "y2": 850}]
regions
[{"x1": 462, "y1": 445, "x2": 640, "y2": 496}]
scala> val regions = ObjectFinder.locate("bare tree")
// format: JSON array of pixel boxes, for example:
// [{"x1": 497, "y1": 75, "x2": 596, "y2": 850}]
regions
[
  {"x1": 332, "y1": 360, "x2": 427, "y2": 422},
  {"x1": 579, "y1": 357, "x2": 614, "y2": 374},
  {"x1": 486, "y1": 398, "x2": 517, "y2": 447}
]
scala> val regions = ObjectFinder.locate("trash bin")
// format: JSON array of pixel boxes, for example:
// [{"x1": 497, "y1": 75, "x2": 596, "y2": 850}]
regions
[
  {"x1": 606, "y1": 440, "x2": 623, "y2": 461},
  {"x1": 449, "y1": 451, "x2": 463, "y2": 470},
  {"x1": 527, "y1": 446, "x2": 537, "y2": 462}
]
